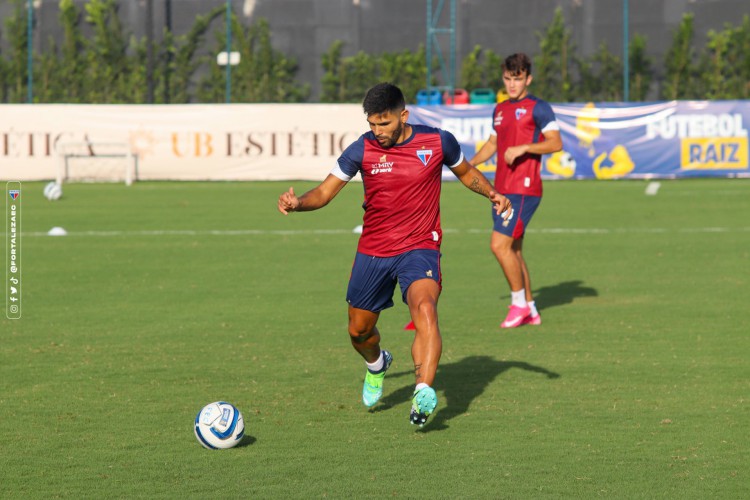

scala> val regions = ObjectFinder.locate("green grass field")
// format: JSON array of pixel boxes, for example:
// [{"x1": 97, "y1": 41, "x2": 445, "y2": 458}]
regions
[{"x1": 2, "y1": 179, "x2": 748, "y2": 498}]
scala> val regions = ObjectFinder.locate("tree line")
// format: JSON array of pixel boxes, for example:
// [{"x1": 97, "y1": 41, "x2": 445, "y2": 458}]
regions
[{"x1": 1, "y1": 1, "x2": 748, "y2": 104}]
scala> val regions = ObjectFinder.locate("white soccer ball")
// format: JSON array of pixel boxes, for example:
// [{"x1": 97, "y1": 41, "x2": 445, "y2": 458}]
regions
[
  {"x1": 194, "y1": 401, "x2": 245, "y2": 449},
  {"x1": 43, "y1": 182, "x2": 63, "y2": 201},
  {"x1": 559, "y1": 151, "x2": 577, "y2": 171}
]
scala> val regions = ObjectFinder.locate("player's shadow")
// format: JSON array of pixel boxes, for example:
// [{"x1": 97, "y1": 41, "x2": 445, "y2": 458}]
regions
[
  {"x1": 532, "y1": 280, "x2": 598, "y2": 312},
  {"x1": 374, "y1": 356, "x2": 560, "y2": 432}
]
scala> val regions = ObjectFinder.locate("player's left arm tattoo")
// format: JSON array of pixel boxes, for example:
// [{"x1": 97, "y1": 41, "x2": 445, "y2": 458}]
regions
[{"x1": 467, "y1": 175, "x2": 491, "y2": 197}]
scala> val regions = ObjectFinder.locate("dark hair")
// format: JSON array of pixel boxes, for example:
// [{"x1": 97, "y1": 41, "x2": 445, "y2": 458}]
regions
[
  {"x1": 362, "y1": 82, "x2": 405, "y2": 116},
  {"x1": 502, "y1": 53, "x2": 532, "y2": 76}
]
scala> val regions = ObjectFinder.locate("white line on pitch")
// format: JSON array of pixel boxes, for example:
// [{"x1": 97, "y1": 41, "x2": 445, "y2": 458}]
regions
[{"x1": 11, "y1": 226, "x2": 750, "y2": 237}]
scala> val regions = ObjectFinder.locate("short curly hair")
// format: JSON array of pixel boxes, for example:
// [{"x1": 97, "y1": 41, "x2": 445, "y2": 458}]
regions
[
  {"x1": 362, "y1": 83, "x2": 405, "y2": 116},
  {"x1": 502, "y1": 53, "x2": 532, "y2": 76}
]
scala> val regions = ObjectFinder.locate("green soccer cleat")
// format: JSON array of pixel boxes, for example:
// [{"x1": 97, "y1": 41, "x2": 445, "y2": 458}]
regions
[
  {"x1": 362, "y1": 350, "x2": 392, "y2": 407},
  {"x1": 409, "y1": 386, "x2": 438, "y2": 426}
]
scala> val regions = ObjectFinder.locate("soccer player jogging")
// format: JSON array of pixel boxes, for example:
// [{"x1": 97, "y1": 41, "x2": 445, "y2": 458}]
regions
[
  {"x1": 470, "y1": 53, "x2": 563, "y2": 329},
  {"x1": 278, "y1": 83, "x2": 511, "y2": 426}
]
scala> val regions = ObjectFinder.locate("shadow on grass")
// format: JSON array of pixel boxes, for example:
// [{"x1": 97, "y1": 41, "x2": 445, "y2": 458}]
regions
[
  {"x1": 533, "y1": 280, "x2": 598, "y2": 312},
  {"x1": 235, "y1": 434, "x2": 257, "y2": 448},
  {"x1": 374, "y1": 356, "x2": 560, "y2": 432}
]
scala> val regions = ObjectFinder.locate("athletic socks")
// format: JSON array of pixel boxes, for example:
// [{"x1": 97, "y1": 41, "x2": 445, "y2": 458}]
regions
[
  {"x1": 511, "y1": 289, "x2": 527, "y2": 308},
  {"x1": 528, "y1": 300, "x2": 539, "y2": 317},
  {"x1": 366, "y1": 351, "x2": 385, "y2": 373}
]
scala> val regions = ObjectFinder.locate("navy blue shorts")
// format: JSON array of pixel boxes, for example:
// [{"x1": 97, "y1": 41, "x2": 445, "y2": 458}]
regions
[
  {"x1": 492, "y1": 194, "x2": 541, "y2": 239},
  {"x1": 346, "y1": 249, "x2": 442, "y2": 312}
]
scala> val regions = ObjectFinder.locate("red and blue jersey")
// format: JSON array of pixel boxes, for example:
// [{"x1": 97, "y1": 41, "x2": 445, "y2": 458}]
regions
[
  {"x1": 332, "y1": 124, "x2": 463, "y2": 257},
  {"x1": 491, "y1": 95, "x2": 559, "y2": 196}
]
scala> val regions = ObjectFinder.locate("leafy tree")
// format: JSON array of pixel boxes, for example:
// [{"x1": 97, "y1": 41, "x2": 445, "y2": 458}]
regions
[
  {"x1": 483, "y1": 50, "x2": 504, "y2": 91},
  {"x1": 661, "y1": 13, "x2": 697, "y2": 99},
  {"x1": 198, "y1": 17, "x2": 308, "y2": 103},
  {"x1": 320, "y1": 40, "x2": 345, "y2": 103},
  {"x1": 591, "y1": 42, "x2": 622, "y2": 101},
  {"x1": 55, "y1": 0, "x2": 87, "y2": 102},
  {"x1": 2, "y1": 0, "x2": 30, "y2": 102},
  {"x1": 160, "y1": 6, "x2": 224, "y2": 103},
  {"x1": 125, "y1": 35, "x2": 149, "y2": 103},
  {"x1": 4, "y1": 1, "x2": 750, "y2": 104},
  {"x1": 730, "y1": 16, "x2": 750, "y2": 98},
  {"x1": 709, "y1": 16, "x2": 750, "y2": 99},
  {"x1": 83, "y1": 0, "x2": 131, "y2": 102},
  {"x1": 461, "y1": 45, "x2": 484, "y2": 91},
  {"x1": 460, "y1": 45, "x2": 503, "y2": 91},
  {"x1": 378, "y1": 46, "x2": 428, "y2": 103},
  {"x1": 318, "y1": 44, "x2": 375, "y2": 103},
  {"x1": 533, "y1": 7, "x2": 574, "y2": 102},
  {"x1": 629, "y1": 34, "x2": 653, "y2": 101},
  {"x1": 340, "y1": 50, "x2": 378, "y2": 102},
  {"x1": 696, "y1": 27, "x2": 732, "y2": 99},
  {"x1": 35, "y1": 42, "x2": 60, "y2": 102},
  {"x1": 321, "y1": 41, "x2": 428, "y2": 103},
  {"x1": 0, "y1": 50, "x2": 6, "y2": 102}
]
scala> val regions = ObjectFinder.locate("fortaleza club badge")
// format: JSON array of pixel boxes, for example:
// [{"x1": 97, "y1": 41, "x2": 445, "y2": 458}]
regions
[
  {"x1": 9, "y1": 190, "x2": 19, "y2": 200},
  {"x1": 515, "y1": 108, "x2": 527, "y2": 120},
  {"x1": 416, "y1": 149, "x2": 433, "y2": 166}
]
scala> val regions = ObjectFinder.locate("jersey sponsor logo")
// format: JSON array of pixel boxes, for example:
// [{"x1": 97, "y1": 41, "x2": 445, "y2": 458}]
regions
[
  {"x1": 493, "y1": 111, "x2": 504, "y2": 127},
  {"x1": 515, "y1": 108, "x2": 527, "y2": 120},
  {"x1": 416, "y1": 149, "x2": 433, "y2": 166},
  {"x1": 370, "y1": 154, "x2": 394, "y2": 174}
]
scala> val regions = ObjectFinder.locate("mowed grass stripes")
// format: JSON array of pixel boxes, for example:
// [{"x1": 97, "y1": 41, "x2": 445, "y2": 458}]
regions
[{"x1": 1, "y1": 179, "x2": 747, "y2": 498}]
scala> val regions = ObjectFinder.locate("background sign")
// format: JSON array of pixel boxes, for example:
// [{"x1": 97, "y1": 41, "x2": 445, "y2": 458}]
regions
[
  {"x1": 1, "y1": 101, "x2": 748, "y2": 181},
  {"x1": 408, "y1": 100, "x2": 750, "y2": 180}
]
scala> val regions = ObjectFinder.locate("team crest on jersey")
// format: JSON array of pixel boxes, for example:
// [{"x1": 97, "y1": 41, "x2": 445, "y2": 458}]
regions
[
  {"x1": 515, "y1": 108, "x2": 527, "y2": 120},
  {"x1": 416, "y1": 149, "x2": 433, "y2": 166}
]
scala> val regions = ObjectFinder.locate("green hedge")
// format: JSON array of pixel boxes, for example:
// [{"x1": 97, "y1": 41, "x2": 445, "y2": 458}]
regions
[{"x1": 2, "y1": 1, "x2": 748, "y2": 103}]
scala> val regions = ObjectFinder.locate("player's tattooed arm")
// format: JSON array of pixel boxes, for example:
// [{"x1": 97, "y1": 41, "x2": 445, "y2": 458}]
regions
[
  {"x1": 451, "y1": 159, "x2": 512, "y2": 218},
  {"x1": 468, "y1": 175, "x2": 490, "y2": 196}
]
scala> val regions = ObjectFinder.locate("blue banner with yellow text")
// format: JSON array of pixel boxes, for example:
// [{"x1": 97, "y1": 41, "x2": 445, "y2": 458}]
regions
[{"x1": 408, "y1": 100, "x2": 750, "y2": 180}]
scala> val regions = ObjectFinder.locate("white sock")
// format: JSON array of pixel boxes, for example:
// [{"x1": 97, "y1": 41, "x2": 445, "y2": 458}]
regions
[
  {"x1": 366, "y1": 351, "x2": 384, "y2": 373},
  {"x1": 415, "y1": 382, "x2": 429, "y2": 392},
  {"x1": 511, "y1": 289, "x2": 527, "y2": 308},
  {"x1": 528, "y1": 301, "x2": 539, "y2": 317}
]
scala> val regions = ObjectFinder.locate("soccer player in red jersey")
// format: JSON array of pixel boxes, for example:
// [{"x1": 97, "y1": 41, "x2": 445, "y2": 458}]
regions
[
  {"x1": 278, "y1": 83, "x2": 511, "y2": 426},
  {"x1": 470, "y1": 53, "x2": 563, "y2": 328}
]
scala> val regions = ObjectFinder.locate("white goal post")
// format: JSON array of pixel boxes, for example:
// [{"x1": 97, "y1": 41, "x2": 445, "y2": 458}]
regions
[{"x1": 56, "y1": 141, "x2": 139, "y2": 185}]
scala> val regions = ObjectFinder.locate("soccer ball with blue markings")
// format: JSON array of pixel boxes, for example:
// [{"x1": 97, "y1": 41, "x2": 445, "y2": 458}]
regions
[
  {"x1": 194, "y1": 401, "x2": 245, "y2": 449},
  {"x1": 43, "y1": 181, "x2": 63, "y2": 201}
]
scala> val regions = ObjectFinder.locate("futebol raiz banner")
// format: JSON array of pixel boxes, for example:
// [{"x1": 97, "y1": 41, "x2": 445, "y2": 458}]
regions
[{"x1": 408, "y1": 100, "x2": 750, "y2": 180}]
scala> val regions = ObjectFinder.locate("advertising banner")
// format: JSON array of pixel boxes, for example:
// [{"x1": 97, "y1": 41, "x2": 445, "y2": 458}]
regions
[
  {"x1": 408, "y1": 100, "x2": 750, "y2": 180},
  {"x1": 0, "y1": 104, "x2": 365, "y2": 181},
  {"x1": 1, "y1": 101, "x2": 748, "y2": 181}
]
